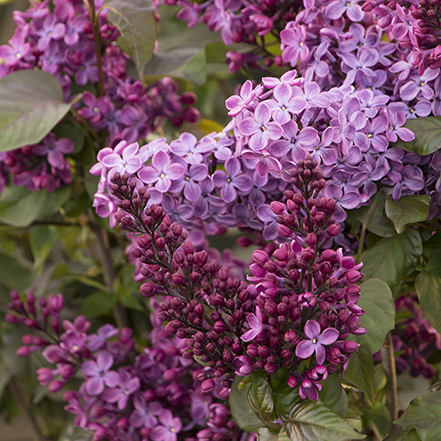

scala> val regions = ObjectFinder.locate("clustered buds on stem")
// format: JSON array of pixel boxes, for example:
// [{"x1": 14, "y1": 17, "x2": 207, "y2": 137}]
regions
[{"x1": 109, "y1": 156, "x2": 365, "y2": 401}]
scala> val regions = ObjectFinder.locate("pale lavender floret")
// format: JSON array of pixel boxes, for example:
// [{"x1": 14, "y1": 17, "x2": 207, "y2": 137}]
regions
[
  {"x1": 292, "y1": 82, "x2": 331, "y2": 108},
  {"x1": 385, "y1": 109, "x2": 415, "y2": 143},
  {"x1": 102, "y1": 370, "x2": 140, "y2": 410},
  {"x1": 87, "y1": 324, "x2": 119, "y2": 351},
  {"x1": 138, "y1": 138, "x2": 169, "y2": 162},
  {"x1": 102, "y1": 141, "x2": 143, "y2": 178},
  {"x1": 365, "y1": 115, "x2": 389, "y2": 152},
  {"x1": 308, "y1": 126, "x2": 338, "y2": 166},
  {"x1": 120, "y1": 107, "x2": 148, "y2": 143},
  {"x1": 325, "y1": 0, "x2": 364, "y2": 22},
  {"x1": 169, "y1": 163, "x2": 208, "y2": 202},
  {"x1": 35, "y1": 14, "x2": 66, "y2": 51},
  {"x1": 225, "y1": 80, "x2": 263, "y2": 117},
  {"x1": 238, "y1": 102, "x2": 283, "y2": 151},
  {"x1": 161, "y1": 195, "x2": 195, "y2": 230},
  {"x1": 150, "y1": 409, "x2": 182, "y2": 441},
  {"x1": 356, "y1": 89, "x2": 389, "y2": 118},
  {"x1": 262, "y1": 70, "x2": 302, "y2": 90},
  {"x1": 266, "y1": 82, "x2": 307, "y2": 124},
  {"x1": 256, "y1": 204, "x2": 280, "y2": 240},
  {"x1": 0, "y1": 25, "x2": 30, "y2": 66},
  {"x1": 295, "y1": 320, "x2": 339, "y2": 365},
  {"x1": 339, "y1": 24, "x2": 379, "y2": 54},
  {"x1": 280, "y1": 23, "x2": 310, "y2": 66},
  {"x1": 129, "y1": 396, "x2": 161, "y2": 428},
  {"x1": 241, "y1": 149, "x2": 282, "y2": 178},
  {"x1": 400, "y1": 68, "x2": 440, "y2": 101},
  {"x1": 233, "y1": 355, "x2": 253, "y2": 376},
  {"x1": 81, "y1": 352, "x2": 120, "y2": 396},
  {"x1": 340, "y1": 49, "x2": 379, "y2": 86},
  {"x1": 64, "y1": 14, "x2": 87, "y2": 46},
  {"x1": 212, "y1": 158, "x2": 254, "y2": 203},
  {"x1": 241, "y1": 306, "x2": 263, "y2": 342},
  {"x1": 304, "y1": 41, "x2": 330, "y2": 82},
  {"x1": 170, "y1": 132, "x2": 212, "y2": 164},
  {"x1": 139, "y1": 151, "x2": 185, "y2": 193}
]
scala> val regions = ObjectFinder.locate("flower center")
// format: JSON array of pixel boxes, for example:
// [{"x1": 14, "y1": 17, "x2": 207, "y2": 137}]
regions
[
  {"x1": 160, "y1": 173, "x2": 166, "y2": 179},
  {"x1": 312, "y1": 338, "x2": 317, "y2": 344},
  {"x1": 261, "y1": 125, "x2": 267, "y2": 131}
]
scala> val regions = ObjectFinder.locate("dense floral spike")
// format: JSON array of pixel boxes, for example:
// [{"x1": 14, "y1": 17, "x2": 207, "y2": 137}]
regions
[{"x1": 8, "y1": 292, "x2": 249, "y2": 441}]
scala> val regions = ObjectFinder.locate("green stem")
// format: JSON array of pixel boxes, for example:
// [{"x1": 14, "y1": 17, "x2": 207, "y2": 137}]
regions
[
  {"x1": 381, "y1": 332, "x2": 398, "y2": 424},
  {"x1": 356, "y1": 219, "x2": 367, "y2": 265}
]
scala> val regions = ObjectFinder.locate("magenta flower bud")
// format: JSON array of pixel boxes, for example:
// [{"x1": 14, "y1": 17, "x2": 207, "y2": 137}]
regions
[
  {"x1": 231, "y1": 341, "x2": 243, "y2": 354},
  {"x1": 246, "y1": 344, "x2": 259, "y2": 358},
  {"x1": 344, "y1": 341, "x2": 359, "y2": 353},
  {"x1": 22, "y1": 335, "x2": 34, "y2": 345},
  {"x1": 48, "y1": 294, "x2": 64, "y2": 312},
  {"x1": 119, "y1": 327, "x2": 133, "y2": 343},
  {"x1": 5, "y1": 314, "x2": 16, "y2": 323},
  {"x1": 49, "y1": 380, "x2": 64, "y2": 393},
  {"x1": 321, "y1": 249, "x2": 336, "y2": 262},
  {"x1": 273, "y1": 248, "x2": 288, "y2": 261},
  {"x1": 270, "y1": 335, "x2": 282, "y2": 347},
  {"x1": 171, "y1": 273, "x2": 184, "y2": 285},
  {"x1": 236, "y1": 236, "x2": 252, "y2": 247},
  {"x1": 264, "y1": 300, "x2": 277, "y2": 316},
  {"x1": 325, "y1": 199, "x2": 337, "y2": 212},
  {"x1": 306, "y1": 233, "x2": 318, "y2": 246},
  {"x1": 16, "y1": 346, "x2": 31, "y2": 357},
  {"x1": 140, "y1": 282, "x2": 156, "y2": 297},
  {"x1": 265, "y1": 363, "x2": 277, "y2": 374},
  {"x1": 278, "y1": 224, "x2": 293, "y2": 237},
  {"x1": 183, "y1": 241, "x2": 194, "y2": 255},
  {"x1": 117, "y1": 417, "x2": 129, "y2": 431},
  {"x1": 288, "y1": 375, "x2": 298, "y2": 388},
  {"x1": 26, "y1": 292, "x2": 35, "y2": 304},
  {"x1": 24, "y1": 318, "x2": 38, "y2": 329},
  {"x1": 223, "y1": 350, "x2": 234, "y2": 363},
  {"x1": 93, "y1": 426, "x2": 107, "y2": 441},
  {"x1": 213, "y1": 321, "x2": 226, "y2": 333},
  {"x1": 346, "y1": 270, "x2": 363, "y2": 283},
  {"x1": 281, "y1": 349, "x2": 292, "y2": 360},
  {"x1": 37, "y1": 367, "x2": 55, "y2": 385},
  {"x1": 201, "y1": 379, "x2": 216, "y2": 392},
  {"x1": 60, "y1": 365, "x2": 75, "y2": 380},
  {"x1": 327, "y1": 223, "x2": 341, "y2": 236},
  {"x1": 301, "y1": 248, "x2": 315, "y2": 261},
  {"x1": 218, "y1": 266, "x2": 230, "y2": 282},
  {"x1": 270, "y1": 201, "x2": 286, "y2": 215},
  {"x1": 253, "y1": 249, "x2": 269, "y2": 265}
]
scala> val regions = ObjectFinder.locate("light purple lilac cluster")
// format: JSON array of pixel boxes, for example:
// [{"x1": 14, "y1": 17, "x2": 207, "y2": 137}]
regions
[
  {"x1": 158, "y1": 0, "x2": 441, "y2": 218},
  {"x1": 0, "y1": 0, "x2": 198, "y2": 194},
  {"x1": 107, "y1": 158, "x2": 365, "y2": 401},
  {"x1": 6, "y1": 291, "x2": 249, "y2": 441},
  {"x1": 374, "y1": 293, "x2": 441, "y2": 380}
]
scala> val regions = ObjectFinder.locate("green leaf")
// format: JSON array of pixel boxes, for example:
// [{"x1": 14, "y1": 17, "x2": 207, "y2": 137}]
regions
[
  {"x1": 248, "y1": 371, "x2": 275, "y2": 423},
  {"x1": 385, "y1": 195, "x2": 431, "y2": 234},
  {"x1": 0, "y1": 252, "x2": 32, "y2": 291},
  {"x1": 105, "y1": 0, "x2": 157, "y2": 80},
  {"x1": 144, "y1": 46, "x2": 207, "y2": 85},
  {"x1": 0, "y1": 185, "x2": 71, "y2": 227},
  {"x1": 30, "y1": 225, "x2": 59, "y2": 275},
  {"x1": 415, "y1": 271, "x2": 441, "y2": 334},
  {"x1": 393, "y1": 116, "x2": 441, "y2": 156},
  {"x1": 356, "y1": 279, "x2": 395, "y2": 354},
  {"x1": 395, "y1": 391, "x2": 441, "y2": 441},
  {"x1": 258, "y1": 427, "x2": 291, "y2": 441},
  {"x1": 81, "y1": 291, "x2": 116, "y2": 318},
  {"x1": 230, "y1": 375, "x2": 264, "y2": 433},
  {"x1": 349, "y1": 191, "x2": 396, "y2": 238},
  {"x1": 285, "y1": 400, "x2": 366, "y2": 441},
  {"x1": 360, "y1": 228, "x2": 422, "y2": 286},
  {"x1": 318, "y1": 373, "x2": 348, "y2": 418},
  {"x1": 274, "y1": 385, "x2": 303, "y2": 422},
  {"x1": 0, "y1": 363, "x2": 11, "y2": 403},
  {"x1": 343, "y1": 346, "x2": 374, "y2": 402},
  {"x1": 370, "y1": 403, "x2": 391, "y2": 437},
  {"x1": 424, "y1": 248, "x2": 441, "y2": 278},
  {"x1": 0, "y1": 70, "x2": 75, "y2": 151}
]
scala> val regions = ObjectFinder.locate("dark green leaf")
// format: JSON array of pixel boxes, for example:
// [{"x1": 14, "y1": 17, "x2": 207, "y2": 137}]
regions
[
  {"x1": 385, "y1": 195, "x2": 430, "y2": 234},
  {"x1": 258, "y1": 427, "x2": 291, "y2": 441},
  {"x1": 0, "y1": 252, "x2": 32, "y2": 291},
  {"x1": 105, "y1": 0, "x2": 157, "y2": 80},
  {"x1": 274, "y1": 386, "x2": 302, "y2": 423},
  {"x1": 424, "y1": 248, "x2": 441, "y2": 278},
  {"x1": 393, "y1": 116, "x2": 441, "y2": 156},
  {"x1": 318, "y1": 373, "x2": 348, "y2": 418},
  {"x1": 230, "y1": 375, "x2": 264, "y2": 433},
  {"x1": 0, "y1": 70, "x2": 76, "y2": 151},
  {"x1": 415, "y1": 271, "x2": 441, "y2": 334},
  {"x1": 343, "y1": 346, "x2": 374, "y2": 402},
  {"x1": 0, "y1": 185, "x2": 71, "y2": 227},
  {"x1": 395, "y1": 391, "x2": 441, "y2": 441},
  {"x1": 81, "y1": 291, "x2": 116, "y2": 318},
  {"x1": 357, "y1": 279, "x2": 395, "y2": 354},
  {"x1": 373, "y1": 364, "x2": 387, "y2": 393},
  {"x1": 285, "y1": 400, "x2": 365, "y2": 441},
  {"x1": 144, "y1": 46, "x2": 207, "y2": 85},
  {"x1": 349, "y1": 191, "x2": 396, "y2": 237},
  {"x1": 360, "y1": 228, "x2": 422, "y2": 286},
  {"x1": 248, "y1": 371, "x2": 275, "y2": 423},
  {"x1": 370, "y1": 403, "x2": 391, "y2": 437}
]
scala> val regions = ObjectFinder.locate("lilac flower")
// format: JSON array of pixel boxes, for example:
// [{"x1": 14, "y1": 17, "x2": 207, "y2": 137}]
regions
[
  {"x1": 212, "y1": 158, "x2": 253, "y2": 203},
  {"x1": 341, "y1": 49, "x2": 379, "y2": 86},
  {"x1": 385, "y1": 109, "x2": 415, "y2": 143},
  {"x1": 32, "y1": 134, "x2": 74, "y2": 168},
  {"x1": 150, "y1": 409, "x2": 182, "y2": 441},
  {"x1": 102, "y1": 370, "x2": 140, "y2": 410},
  {"x1": 233, "y1": 355, "x2": 254, "y2": 376},
  {"x1": 400, "y1": 68, "x2": 440, "y2": 101},
  {"x1": 239, "y1": 103, "x2": 283, "y2": 151},
  {"x1": 81, "y1": 352, "x2": 119, "y2": 395},
  {"x1": 266, "y1": 82, "x2": 306, "y2": 124},
  {"x1": 241, "y1": 306, "x2": 264, "y2": 342},
  {"x1": 280, "y1": 23, "x2": 310, "y2": 66},
  {"x1": 35, "y1": 14, "x2": 66, "y2": 51},
  {"x1": 169, "y1": 163, "x2": 208, "y2": 202},
  {"x1": 241, "y1": 149, "x2": 282, "y2": 178},
  {"x1": 0, "y1": 25, "x2": 30, "y2": 66},
  {"x1": 296, "y1": 320, "x2": 339, "y2": 365},
  {"x1": 170, "y1": 133, "x2": 212, "y2": 164},
  {"x1": 225, "y1": 80, "x2": 262, "y2": 117},
  {"x1": 139, "y1": 151, "x2": 185, "y2": 193},
  {"x1": 102, "y1": 141, "x2": 143, "y2": 178},
  {"x1": 86, "y1": 324, "x2": 119, "y2": 351},
  {"x1": 326, "y1": 0, "x2": 364, "y2": 22},
  {"x1": 129, "y1": 396, "x2": 161, "y2": 428}
]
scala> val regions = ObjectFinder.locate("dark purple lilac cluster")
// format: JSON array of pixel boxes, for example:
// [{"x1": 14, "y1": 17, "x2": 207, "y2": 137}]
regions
[
  {"x1": 6, "y1": 291, "x2": 249, "y2": 441},
  {"x1": 108, "y1": 157, "x2": 366, "y2": 401},
  {"x1": 381, "y1": 293, "x2": 441, "y2": 379},
  {"x1": 0, "y1": 0, "x2": 198, "y2": 194},
  {"x1": 159, "y1": 0, "x2": 304, "y2": 72}
]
